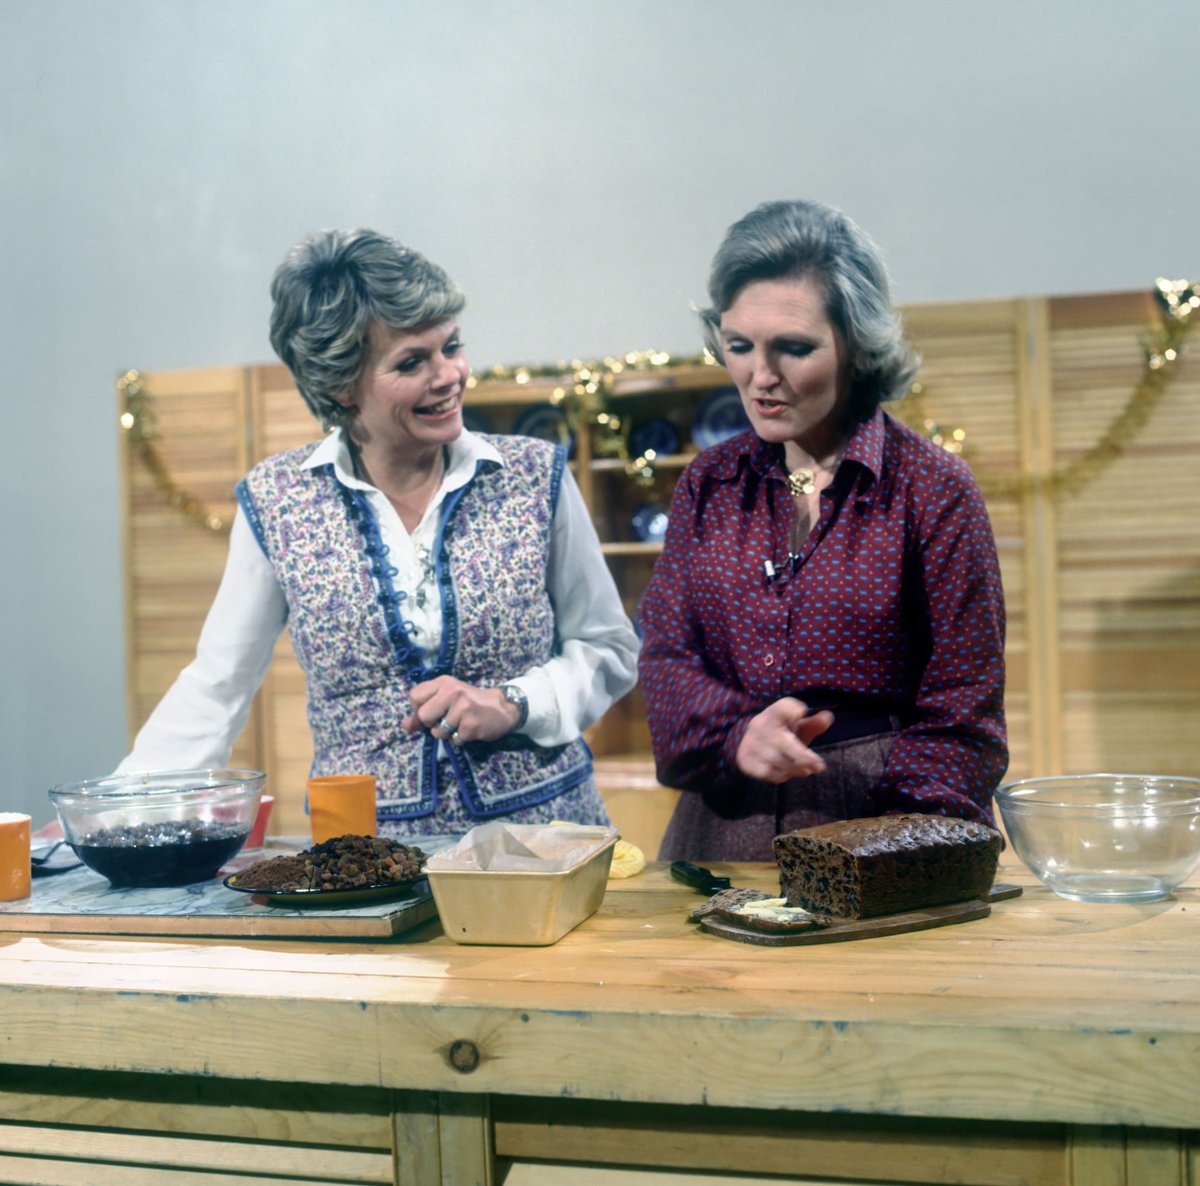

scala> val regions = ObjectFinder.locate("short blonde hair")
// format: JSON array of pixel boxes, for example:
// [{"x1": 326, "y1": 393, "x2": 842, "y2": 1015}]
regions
[{"x1": 269, "y1": 228, "x2": 465, "y2": 428}]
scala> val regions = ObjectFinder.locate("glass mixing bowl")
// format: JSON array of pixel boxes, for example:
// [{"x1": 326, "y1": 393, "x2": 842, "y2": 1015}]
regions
[
  {"x1": 49, "y1": 768, "x2": 265, "y2": 888},
  {"x1": 994, "y1": 773, "x2": 1200, "y2": 903}
]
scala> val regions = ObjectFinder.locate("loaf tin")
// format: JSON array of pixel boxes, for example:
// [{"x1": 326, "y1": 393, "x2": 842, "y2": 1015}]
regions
[{"x1": 426, "y1": 827, "x2": 617, "y2": 945}]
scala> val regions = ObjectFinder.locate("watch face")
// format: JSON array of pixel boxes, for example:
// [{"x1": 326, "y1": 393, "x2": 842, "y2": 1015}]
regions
[{"x1": 501, "y1": 684, "x2": 529, "y2": 728}]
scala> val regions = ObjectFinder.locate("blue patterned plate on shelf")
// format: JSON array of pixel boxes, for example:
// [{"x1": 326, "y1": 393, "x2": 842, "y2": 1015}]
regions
[
  {"x1": 692, "y1": 386, "x2": 750, "y2": 449},
  {"x1": 512, "y1": 405, "x2": 575, "y2": 456},
  {"x1": 631, "y1": 502, "x2": 669, "y2": 543},
  {"x1": 629, "y1": 417, "x2": 680, "y2": 458},
  {"x1": 461, "y1": 406, "x2": 491, "y2": 434}
]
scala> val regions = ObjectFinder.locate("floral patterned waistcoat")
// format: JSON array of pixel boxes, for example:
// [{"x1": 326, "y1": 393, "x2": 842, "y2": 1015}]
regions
[{"x1": 236, "y1": 434, "x2": 593, "y2": 820}]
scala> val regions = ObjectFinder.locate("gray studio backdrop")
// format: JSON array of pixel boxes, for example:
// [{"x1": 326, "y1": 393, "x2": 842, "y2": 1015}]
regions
[{"x1": 3, "y1": 0, "x2": 1197, "y2": 822}]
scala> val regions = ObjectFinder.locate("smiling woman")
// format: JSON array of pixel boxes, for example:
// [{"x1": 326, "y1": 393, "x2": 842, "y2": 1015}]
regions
[
  {"x1": 116, "y1": 229, "x2": 639, "y2": 839},
  {"x1": 342, "y1": 319, "x2": 470, "y2": 520}
]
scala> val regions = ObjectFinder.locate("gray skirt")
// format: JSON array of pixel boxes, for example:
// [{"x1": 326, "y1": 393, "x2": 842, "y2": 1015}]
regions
[{"x1": 657, "y1": 730, "x2": 897, "y2": 862}]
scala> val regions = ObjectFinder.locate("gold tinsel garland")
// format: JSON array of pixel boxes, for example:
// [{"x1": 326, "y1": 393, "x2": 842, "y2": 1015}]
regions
[
  {"x1": 118, "y1": 370, "x2": 231, "y2": 533},
  {"x1": 120, "y1": 278, "x2": 1196, "y2": 534},
  {"x1": 467, "y1": 348, "x2": 715, "y2": 486},
  {"x1": 908, "y1": 276, "x2": 1197, "y2": 500}
]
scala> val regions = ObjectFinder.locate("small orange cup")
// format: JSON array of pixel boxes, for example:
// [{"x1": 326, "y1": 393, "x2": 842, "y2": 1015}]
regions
[
  {"x1": 307, "y1": 775, "x2": 377, "y2": 844},
  {"x1": 0, "y1": 813, "x2": 32, "y2": 902}
]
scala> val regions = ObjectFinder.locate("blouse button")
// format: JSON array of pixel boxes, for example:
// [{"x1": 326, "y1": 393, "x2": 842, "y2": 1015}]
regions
[{"x1": 764, "y1": 654, "x2": 775, "y2": 666}]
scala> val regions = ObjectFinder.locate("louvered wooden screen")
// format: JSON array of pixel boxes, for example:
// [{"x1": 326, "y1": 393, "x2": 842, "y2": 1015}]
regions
[{"x1": 120, "y1": 290, "x2": 1200, "y2": 843}]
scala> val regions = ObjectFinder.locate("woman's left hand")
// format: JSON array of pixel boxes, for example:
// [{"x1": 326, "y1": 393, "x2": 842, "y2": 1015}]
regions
[
  {"x1": 734, "y1": 698, "x2": 834, "y2": 783},
  {"x1": 402, "y1": 676, "x2": 522, "y2": 744}
]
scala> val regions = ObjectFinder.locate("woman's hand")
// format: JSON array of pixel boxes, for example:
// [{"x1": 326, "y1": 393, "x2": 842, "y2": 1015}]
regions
[
  {"x1": 734, "y1": 698, "x2": 834, "y2": 783},
  {"x1": 402, "y1": 676, "x2": 522, "y2": 745}
]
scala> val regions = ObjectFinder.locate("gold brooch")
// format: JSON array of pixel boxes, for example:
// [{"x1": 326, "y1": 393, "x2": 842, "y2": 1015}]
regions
[{"x1": 788, "y1": 468, "x2": 816, "y2": 497}]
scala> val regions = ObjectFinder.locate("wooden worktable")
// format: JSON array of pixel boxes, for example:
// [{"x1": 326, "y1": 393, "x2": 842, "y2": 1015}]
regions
[{"x1": 0, "y1": 855, "x2": 1196, "y2": 1186}]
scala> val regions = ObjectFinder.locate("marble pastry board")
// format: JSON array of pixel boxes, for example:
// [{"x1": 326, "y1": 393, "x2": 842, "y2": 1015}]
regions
[
  {"x1": 0, "y1": 840, "x2": 447, "y2": 940},
  {"x1": 699, "y1": 883, "x2": 1023, "y2": 947}
]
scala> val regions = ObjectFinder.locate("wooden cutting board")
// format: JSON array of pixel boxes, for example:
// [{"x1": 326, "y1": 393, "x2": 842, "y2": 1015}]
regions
[
  {"x1": 699, "y1": 883, "x2": 1023, "y2": 946},
  {"x1": 0, "y1": 841, "x2": 441, "y2": 940}
]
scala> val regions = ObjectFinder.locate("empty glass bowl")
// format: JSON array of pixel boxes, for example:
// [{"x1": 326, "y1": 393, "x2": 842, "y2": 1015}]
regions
[
  {"x1": 49, "y1": 768, "x2": 265, "y2": 888},
  {"x1": 995, "y1": 773, "x2": 1200, "y2": 903}
]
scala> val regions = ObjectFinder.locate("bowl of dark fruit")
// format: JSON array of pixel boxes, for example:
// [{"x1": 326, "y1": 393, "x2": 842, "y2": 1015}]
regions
[{"x1": 48, "y1": 768, "x2": 265, "y2": 888}]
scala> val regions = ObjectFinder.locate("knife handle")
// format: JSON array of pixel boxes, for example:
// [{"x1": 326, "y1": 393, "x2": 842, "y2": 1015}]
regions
[{"x1": 670, "y1": 860, "x2": 732, "y2": 892}]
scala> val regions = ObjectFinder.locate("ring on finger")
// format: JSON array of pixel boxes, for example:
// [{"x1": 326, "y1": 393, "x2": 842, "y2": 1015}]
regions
[{"x1": 439, "y1": 717, "x2": 461, "y2": 745}]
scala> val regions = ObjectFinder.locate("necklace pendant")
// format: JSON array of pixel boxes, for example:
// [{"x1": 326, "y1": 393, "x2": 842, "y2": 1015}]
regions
[{"x1": 788, "y1": 467, "x2": 816, "y2": 497}]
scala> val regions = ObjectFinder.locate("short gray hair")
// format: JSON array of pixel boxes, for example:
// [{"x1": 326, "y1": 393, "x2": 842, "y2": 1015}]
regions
[
  {"x1": 269, "y1": 228, "x2": 466, "y2": 428},
  {"x1": 699, "y1": 200, "x2": 918, "y2": 414}
]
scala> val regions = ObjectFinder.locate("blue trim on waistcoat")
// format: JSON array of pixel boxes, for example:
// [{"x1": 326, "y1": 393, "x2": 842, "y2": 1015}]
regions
[
  {"x1": 331, "y1": 473, "x2": 443, "y2": 820},
  {"x1": 430, "y1": 469, "x2": 480, "y2": 678},
  {"x1": 426, "y1": 458, "x2": 489, "y2": 816},
  {"x1": 334, "y1": 479, "x2": 431, "y2": 683},
  {"x1": 451, "y1": 738, "x2": 595, "y2": 817},
  {"x1": 548, "y1": 444, "x2": 567, "y2": 518},
  {"x1": 235, "y1": 479, "x2": 269, "y2": 557}
]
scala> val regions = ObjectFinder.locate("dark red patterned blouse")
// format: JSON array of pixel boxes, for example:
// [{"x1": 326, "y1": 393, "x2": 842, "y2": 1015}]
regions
[{"x1": 638, "y1": 408, "x2": 1007, "y2": 827}]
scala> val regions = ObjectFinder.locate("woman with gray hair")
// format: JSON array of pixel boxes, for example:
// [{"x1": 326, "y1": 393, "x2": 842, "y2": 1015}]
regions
[
  {"x1": 119, "y1": 229, "x2": 639, "y2": 836},
  {"x1": 639, "y1": 200, "x2": 1007, "y2": 861}
]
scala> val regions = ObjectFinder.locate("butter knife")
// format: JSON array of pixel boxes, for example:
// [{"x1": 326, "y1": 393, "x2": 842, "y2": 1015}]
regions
[{"x1": 669, "y1": 860, "x2": 732, "y2": 894}]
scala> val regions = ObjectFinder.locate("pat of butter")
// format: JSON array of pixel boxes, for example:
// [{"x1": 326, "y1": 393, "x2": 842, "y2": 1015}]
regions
[{"x1": 732, "y1": 897, "x2": 819, "y2": 923}]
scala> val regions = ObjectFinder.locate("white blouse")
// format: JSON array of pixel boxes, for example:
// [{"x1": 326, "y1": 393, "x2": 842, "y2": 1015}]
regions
[{"x1": 118, "y1": 429, "x2": 640, "y2": 773}]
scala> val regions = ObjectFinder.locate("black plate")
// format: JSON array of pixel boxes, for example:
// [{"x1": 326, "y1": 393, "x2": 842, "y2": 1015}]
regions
[
  {"x1": 629, "y1": 417, "x2": 680, "y2": 458},
  {"x1": 223, "y1": 872, "x2": 428, "y2": 908}
]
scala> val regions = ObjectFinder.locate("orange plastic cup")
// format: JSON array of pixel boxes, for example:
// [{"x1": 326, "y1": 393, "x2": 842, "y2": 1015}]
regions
[
  {"x1": 307, "y1": 775, "x2": 377, "y2": 844},
  {"x1": 0, "y1": 813, "x2": 31, "y2": 902}
]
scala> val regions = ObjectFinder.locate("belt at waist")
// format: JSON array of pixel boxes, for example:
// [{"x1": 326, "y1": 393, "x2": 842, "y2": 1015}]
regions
[{"x1": 809, "y1": 706, "x2": 902, "y2": 749}]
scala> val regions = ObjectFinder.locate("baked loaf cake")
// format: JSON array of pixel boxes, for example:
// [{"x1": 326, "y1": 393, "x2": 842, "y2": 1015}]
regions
[{"x1": 773, "y1": 814, "x2": 1002, "y2": 920}]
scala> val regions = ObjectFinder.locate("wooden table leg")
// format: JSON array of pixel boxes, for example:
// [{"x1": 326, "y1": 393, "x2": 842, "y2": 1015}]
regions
[{"x1": 393, "y1": 1090, "x2": 494, "y2": 1186}]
